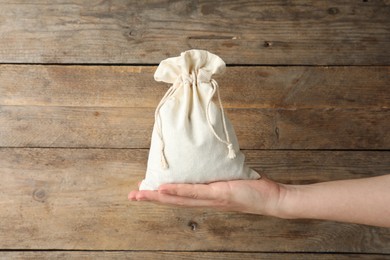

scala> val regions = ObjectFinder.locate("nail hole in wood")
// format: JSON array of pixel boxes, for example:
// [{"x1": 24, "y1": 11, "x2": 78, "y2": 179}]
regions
[
  {"x1": 264, "y1": 41, "x2": 273, "y2": 47},
  {"x1": 188, "y1": 221, "x2": 198, "y2": 231},
  {"x1": 327, "y1": 7, "x2": 339, "y2": 15}
]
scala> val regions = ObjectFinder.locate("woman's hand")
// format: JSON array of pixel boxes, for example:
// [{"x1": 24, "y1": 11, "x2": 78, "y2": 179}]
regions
[
  {"x1": 128, "y1": 176, "x2": 288, "y2": 216},
  {"x1": 129, "y1": 174, "x2": 390, "y2": 227}
]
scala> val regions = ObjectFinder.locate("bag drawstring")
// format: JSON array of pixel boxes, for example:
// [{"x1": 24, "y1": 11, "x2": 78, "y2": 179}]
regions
[
  {"x1": 154, "y1": 84, "x2": 177, "y2": 169},
  {"x1": 206, "y1": 79, "x2": 236, "y2": 159},
  {"x1": 154, "y1": 75, "x2": 236, "y2": 170}
]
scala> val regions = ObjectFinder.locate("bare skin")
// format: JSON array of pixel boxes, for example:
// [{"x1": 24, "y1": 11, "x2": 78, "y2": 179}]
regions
[{"x1": 128, "y1": 174, "x2": 390, "y2": 228}]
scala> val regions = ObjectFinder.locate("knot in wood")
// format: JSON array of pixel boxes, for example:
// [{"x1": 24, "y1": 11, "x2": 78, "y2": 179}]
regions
[{"x1": 33, "y1": 188, "x2": 46, "y2": 202}]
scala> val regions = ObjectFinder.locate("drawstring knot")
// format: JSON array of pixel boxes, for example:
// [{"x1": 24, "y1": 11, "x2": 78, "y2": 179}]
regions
[
  {"x1": 182, "y1": 73, "x2": 196, "y2": 87},
  {"x1": 227, "y1": 143, "x2": 236, "y2": 159}
]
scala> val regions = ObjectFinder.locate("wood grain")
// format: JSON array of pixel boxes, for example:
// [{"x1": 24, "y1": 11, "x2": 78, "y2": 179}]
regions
[
  {"x1": 0, "y1": 148, "x2": 389, "y2": 251},
  {"x1": 0, "y1": 1, "x2": 389, "y2": 65},
  {"x1": 1, "y1": 0, "x2": 389, "y2": 257},
  {"x1": 1, "y1": 65, "x2": 389, "y2": 109},
  {"x1": 0, "y1": 251, "x2": 388, "y2": 260},
  {"x1": 1, "y1": 106, "x2": 388, "y2": 149}
]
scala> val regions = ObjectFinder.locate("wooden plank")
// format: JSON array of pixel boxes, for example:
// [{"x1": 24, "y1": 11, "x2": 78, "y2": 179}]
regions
[
  {"x1": 245, "y1": 150, "x2": 390, "y2": 184},
  {"x1": 0, "y1": 251, "x2": 388, "y2": 260},
  {"x1": 0, "y1": 1, "x2": 389, "y2": 65},
  {"x1": 0, "y1": 148, "x2": 389, "y2": 251},
  {"x1": 1, "y1": 65, "x2": 389, "y2": 109},
  {"x1": 0, "y1": 106, "x2": 388, "y2": 149}
]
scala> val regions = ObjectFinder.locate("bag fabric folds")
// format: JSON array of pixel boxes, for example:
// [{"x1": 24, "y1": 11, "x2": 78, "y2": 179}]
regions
[{"x1": 139, "y1": 50, "x2": 260, "y2": 190}]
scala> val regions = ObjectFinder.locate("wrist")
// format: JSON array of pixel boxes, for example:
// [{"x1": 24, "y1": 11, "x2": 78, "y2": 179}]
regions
[{"x1": 271, "y1": 183, "x2": 301, "y2": 219}]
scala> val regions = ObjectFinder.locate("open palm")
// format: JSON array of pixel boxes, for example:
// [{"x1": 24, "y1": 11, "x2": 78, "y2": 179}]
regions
[{"x1": 129, "y1": 176, "x2": 285, "y2": 216}]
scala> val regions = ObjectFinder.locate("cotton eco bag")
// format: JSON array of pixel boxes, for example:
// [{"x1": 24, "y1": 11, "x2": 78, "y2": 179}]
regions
[{"x1": 139, "y1": 50, "x2": 260, "y2": 190}]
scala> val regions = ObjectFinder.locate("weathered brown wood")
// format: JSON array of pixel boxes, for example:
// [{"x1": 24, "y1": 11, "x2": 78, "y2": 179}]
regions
[
  {"x1": 0, "y1": 65, "x2": 389, "y2": 109},
  {"x1": 0, "y1": 106, "x2": 388, "y2": 149},
  {"x1": 0, "y1": 1, "x2": 389, "y2": 65},
  {"x1": 0, "y1": 148, "x2": 389, "y2": 251},
  {"x1": 0, "y1": 251, "x2": 388, "y2": 260},
  {"x1": 1, "y1": 0, "x2": 388, "y2": 257},
  {"x1": 245, "y1": 150, "x2": 390, "y2": 184}
]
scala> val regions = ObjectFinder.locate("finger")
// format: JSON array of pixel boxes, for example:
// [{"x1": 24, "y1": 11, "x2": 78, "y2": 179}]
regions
[
  {"x1": 135, "y1": 190, "x2": 217, "y2": 207},
  {"x1": 158, "y1": 183, "x2": 217, "y2": 200},
  {"x1": 128, "y1": 190, "x2": 139, "y2": 201},
  {"x1": 159, "y1": 194, "x2": 216, "y2": 207}
]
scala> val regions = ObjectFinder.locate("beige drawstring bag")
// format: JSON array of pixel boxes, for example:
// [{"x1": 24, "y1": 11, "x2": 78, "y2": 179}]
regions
[{"x1": 139, "y1": 50, "x2": 260, "y2": 190}]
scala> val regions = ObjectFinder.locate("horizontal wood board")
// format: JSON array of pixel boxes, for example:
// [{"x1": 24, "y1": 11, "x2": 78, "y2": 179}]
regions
[
  {"x1": 0, "y1": 1, "x2": 389, "y2": 65},
  {"x1": 0, "y1": 148, "x2": 389, "y2": 251},
  {"x1": 1, "y1": 106, "x2": 388, "y2": 149},
  {"x1": 1, "y1": 65, "x2": 389, "y2": 109},
  {"x1": 0, "y1": 251, "x2": 389, "y2": 260}
]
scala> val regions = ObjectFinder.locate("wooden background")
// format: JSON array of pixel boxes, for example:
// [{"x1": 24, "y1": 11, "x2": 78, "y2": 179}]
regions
[{"x1": 0, "y1": 0, "x2": 389, "y2": 259}]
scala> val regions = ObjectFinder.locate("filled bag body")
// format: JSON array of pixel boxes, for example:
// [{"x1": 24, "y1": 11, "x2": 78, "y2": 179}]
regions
[{"x1": 139, "y1": 50, "x2": 260, "y2": 190}]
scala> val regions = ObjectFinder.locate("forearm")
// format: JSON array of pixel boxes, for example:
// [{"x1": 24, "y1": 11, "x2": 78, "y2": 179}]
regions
[{"x1": 277, "y1": 175, "x2": 390, "y2": 227}]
